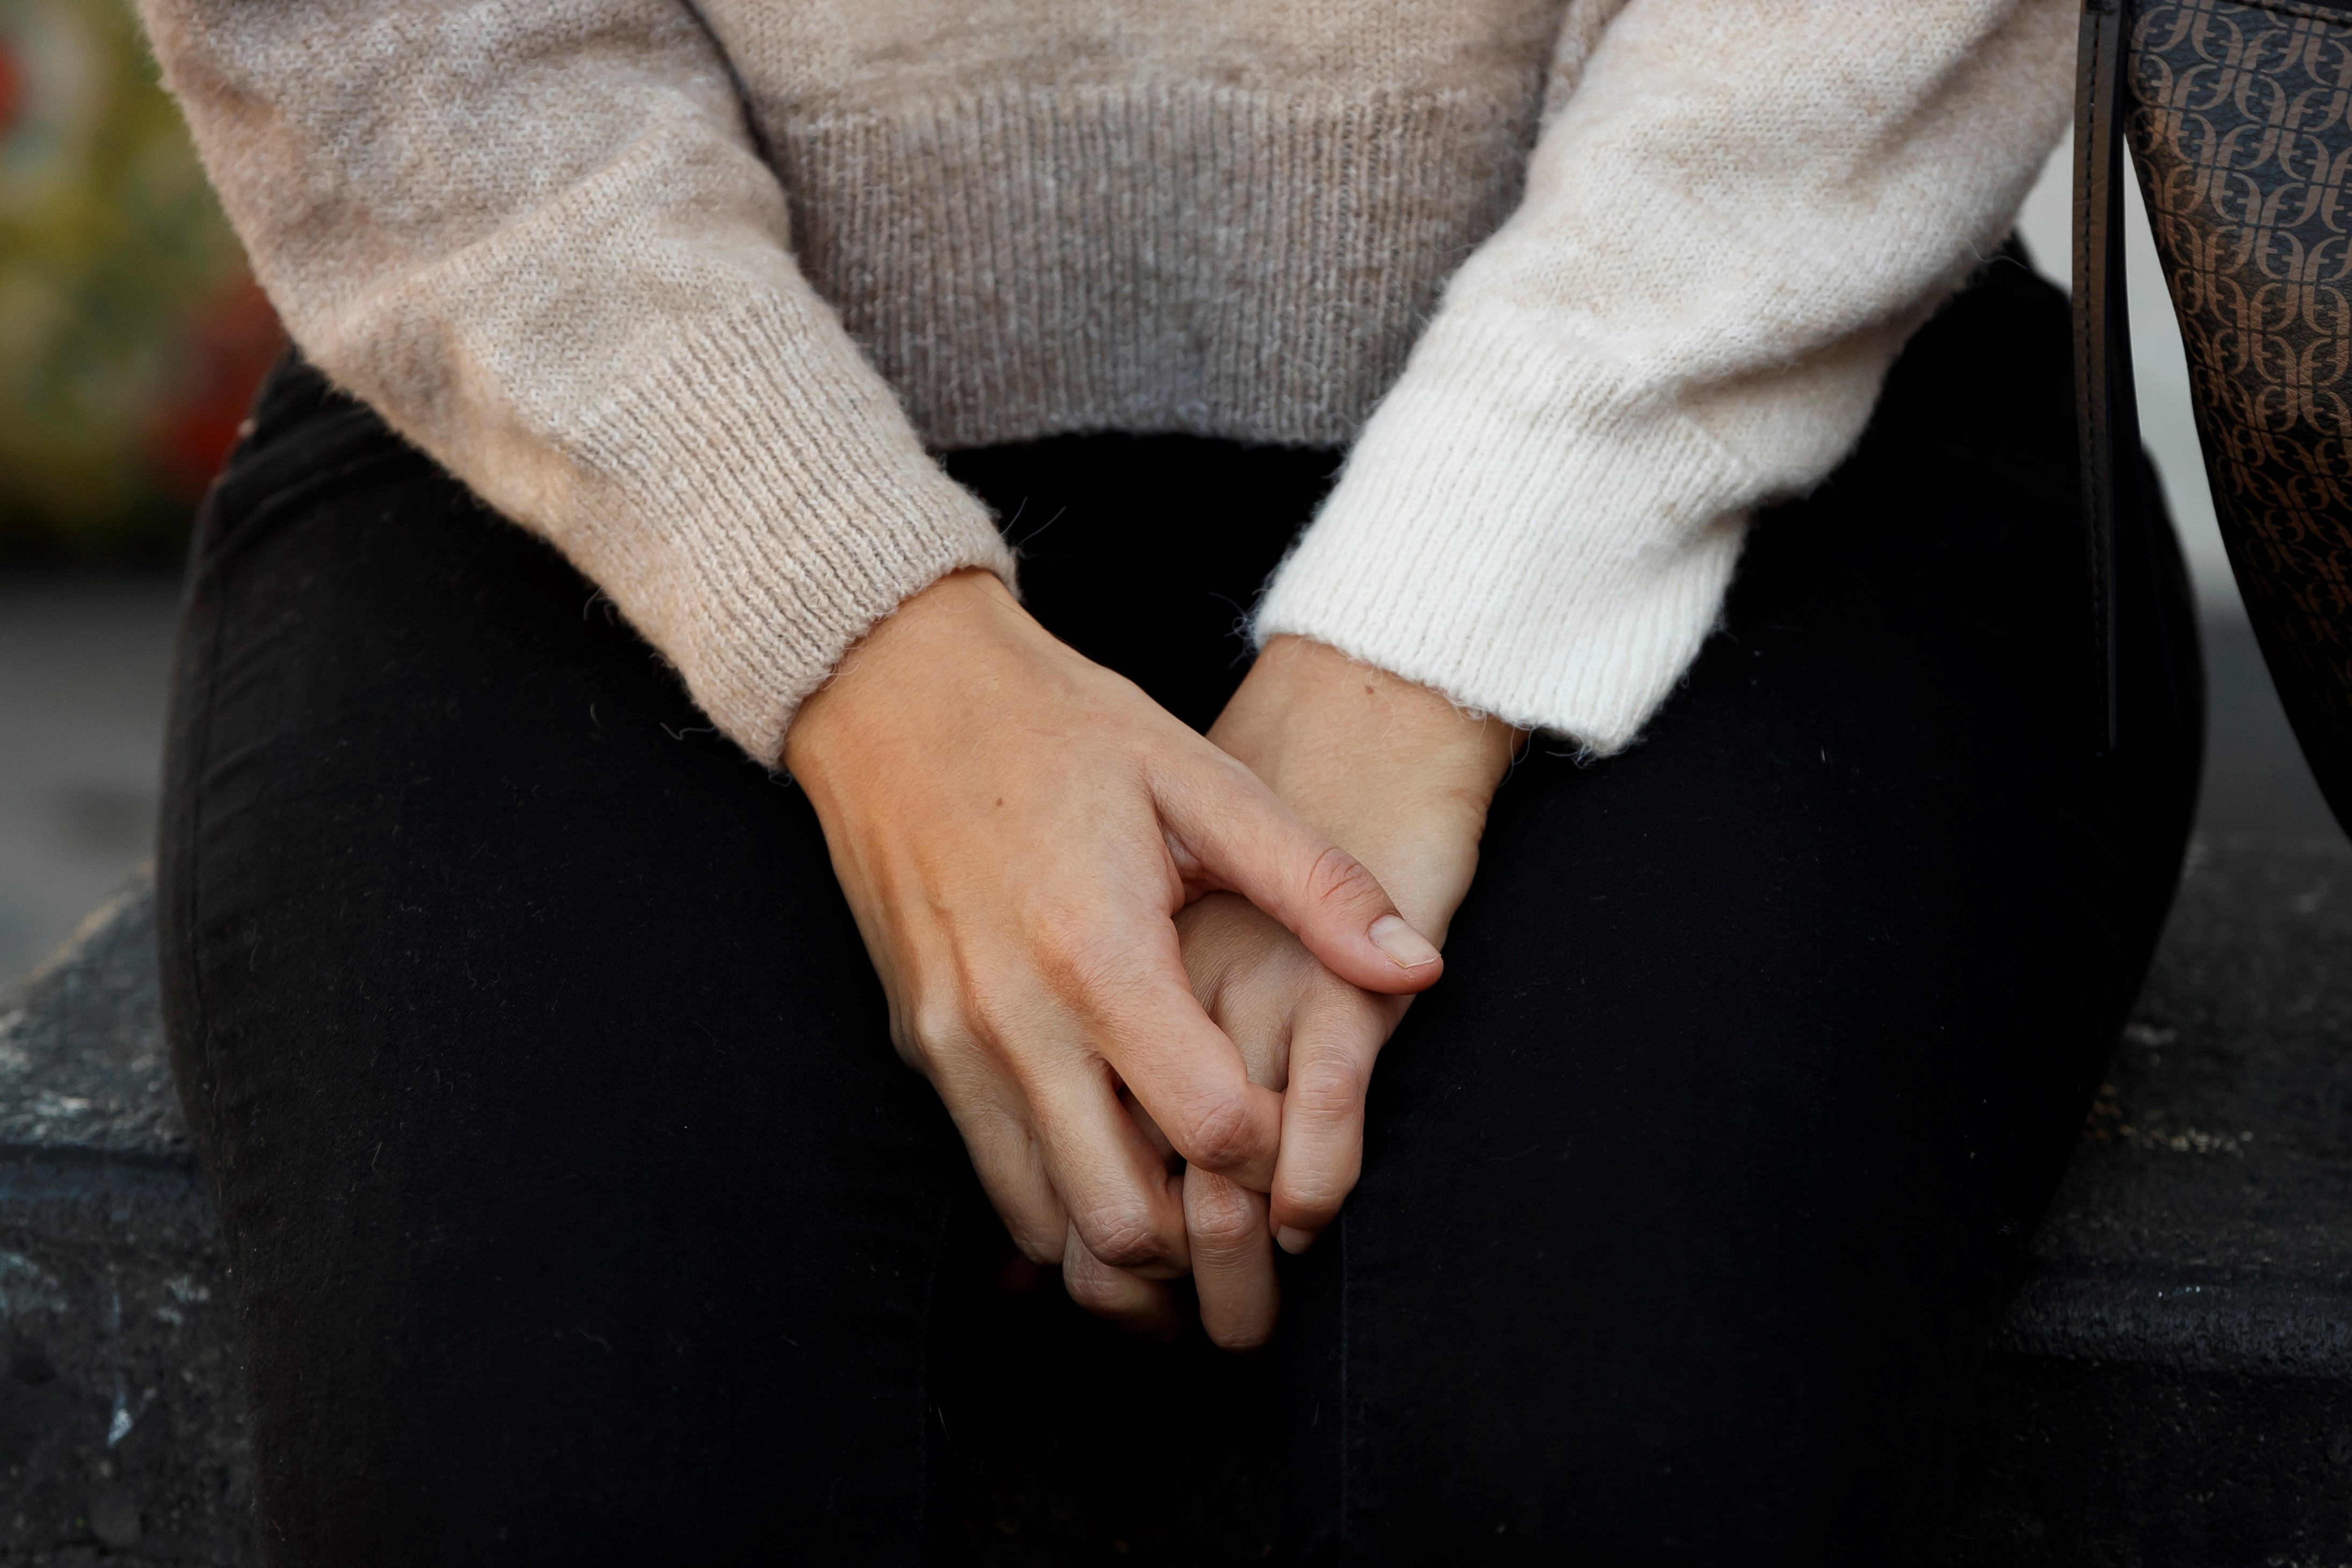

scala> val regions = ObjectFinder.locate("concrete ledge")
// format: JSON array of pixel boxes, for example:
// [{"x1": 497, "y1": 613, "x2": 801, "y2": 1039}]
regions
[
  {"x1": 1949, "y1": 833, "x2": 2352, "y2": 1565},
  {"x1": 0, "y1": 884, "x2": 246, "y2": 1565},
  {"x1": 2, "y1": 836, "x2": 2346, "y2": 1562}
]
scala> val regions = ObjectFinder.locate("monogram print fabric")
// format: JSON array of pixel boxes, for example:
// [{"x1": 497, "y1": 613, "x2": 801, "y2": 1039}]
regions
[{"x1": 2129, "y1": 0, "x2": 2352, "y2": 818}]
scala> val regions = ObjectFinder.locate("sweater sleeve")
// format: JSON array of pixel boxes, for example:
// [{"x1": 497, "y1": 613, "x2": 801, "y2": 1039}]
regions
[
  {"x1": 1253, "y1": 0, "x2": 2074, "y2": 752},
  {"x1": 136, "y1": 0, "x2": 1013, "y2": 765}
]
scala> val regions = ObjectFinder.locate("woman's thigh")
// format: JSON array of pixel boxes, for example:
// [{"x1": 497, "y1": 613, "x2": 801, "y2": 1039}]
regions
[
  {"x1": 1285, "y1": 260, "x2": 2204, "y2": 1564},
  {"x1": 159, "y1": 363, "x2": 968, "y2": 1565}
]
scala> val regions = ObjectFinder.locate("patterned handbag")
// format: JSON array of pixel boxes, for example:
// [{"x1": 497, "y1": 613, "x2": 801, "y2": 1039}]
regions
[{"x1": 2077, "y1": 0, "x2": 2352, "y2": 829}]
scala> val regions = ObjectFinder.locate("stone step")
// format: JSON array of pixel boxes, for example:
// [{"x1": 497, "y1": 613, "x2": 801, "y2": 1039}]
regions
[
  {"x1": 0, "y1": 880, "x2": 244, "y2": 1563},
  {"x1": 1952, "y1": 833, "x2": 2352, "y2": 1565},
  {"x1": 2, "y1": 835, "x2": 2346, "y2": 1563}
]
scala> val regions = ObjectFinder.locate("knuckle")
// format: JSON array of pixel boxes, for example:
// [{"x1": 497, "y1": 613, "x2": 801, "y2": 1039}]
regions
[
  {"x1": 900, "y1": 994, "x2": 970, "y2": 1068},
  {"x1": 1287, "y1": 1055, "x2": 1368, "y2": 1120},
  {"x1": 951, "y1": 962, "x2": 1020, "y2": 1044},
  {"x1": 1306, "y1": 844, "x2": 1385, "y2": 916},
  {"x1": 1031, "y1": 913, "x2": 1132, "y2": 1002},
  {"x1": 1074, "y1": 1204, "x2": 1176, "y2": 1271},
  {"x1": 938, "y1": 966, "x2": 1048, "y2": 1070},
  {"x1": 1004, "y1": 1209, "x2": 1068, "y2": 1266},
  {"x1": 1014, "y1": 1229, "x2": 1067, "y2": 1267},
  {"x1": 1185, "y1": 1176, "x2": 1261, "y2": 1248},
  {"x1": 1178, "y1": 1089, "x2": 1262, "y2": 1174},
  {"x1": 886, "y1": 1016, "x2": 924, "y2": 1071},
  {"x1": 1278, "y1": 1158, "x2": 1363, "y2": 1227},
  {"x1": 1060, "y1": 1254, "x2": 1132, "y2": 1314}
]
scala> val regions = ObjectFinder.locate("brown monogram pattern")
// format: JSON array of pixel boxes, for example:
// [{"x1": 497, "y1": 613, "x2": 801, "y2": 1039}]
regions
[{"x1": 2128, "y1": 0, "x2": 2352, "y2": 817}]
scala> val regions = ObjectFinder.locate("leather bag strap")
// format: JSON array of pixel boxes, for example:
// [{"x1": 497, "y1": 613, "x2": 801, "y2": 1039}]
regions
[{"x1": 2073, "y1": 0, "x2": 2133, "y2": 753}]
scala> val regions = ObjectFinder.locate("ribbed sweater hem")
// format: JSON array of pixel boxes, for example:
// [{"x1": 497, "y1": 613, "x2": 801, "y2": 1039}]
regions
[{"x1": 770, "y1": 80, "x2": 1540, "y2": 448}]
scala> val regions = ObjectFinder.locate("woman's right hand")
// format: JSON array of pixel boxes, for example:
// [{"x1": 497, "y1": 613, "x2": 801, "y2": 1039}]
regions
[{"x1": 781, "y1": 570, "x2": 1444, "y2": 1290}]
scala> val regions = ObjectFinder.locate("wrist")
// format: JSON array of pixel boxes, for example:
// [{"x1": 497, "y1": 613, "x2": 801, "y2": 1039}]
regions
[
  {"x1": 1210, "y1": 636, "x2": 1520, "y2": 939},
  {"x1": 782, "y1": 567, "x2": 1023, "y2": 782}
]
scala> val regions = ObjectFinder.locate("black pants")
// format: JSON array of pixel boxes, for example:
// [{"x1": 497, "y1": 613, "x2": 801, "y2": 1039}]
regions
[{"x1": 159, "y1": 260, "x2": 2202, "y2": 1565}]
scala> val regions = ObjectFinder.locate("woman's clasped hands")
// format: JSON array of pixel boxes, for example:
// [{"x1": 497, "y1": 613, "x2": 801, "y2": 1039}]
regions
[{"x1": 783, "y1": 570, "x2": 1519, "y2": 1349}]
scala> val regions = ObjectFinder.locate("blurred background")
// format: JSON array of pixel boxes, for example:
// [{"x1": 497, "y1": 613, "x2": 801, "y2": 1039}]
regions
[
  {"x1": 0, "y1": 9, "x2": 2343, "y2": 988},
  {"x1": 2, "y1": 0, "x2": 282, "y2": 988}
]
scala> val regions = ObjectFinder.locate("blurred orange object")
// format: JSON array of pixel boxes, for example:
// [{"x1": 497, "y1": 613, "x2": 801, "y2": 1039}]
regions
[
  {"x1": 147, "y1": 274, "x2": 287, "y2": 500},
  {"x1": 0, "y1": 36, "x2": 22, "y2": 133}
]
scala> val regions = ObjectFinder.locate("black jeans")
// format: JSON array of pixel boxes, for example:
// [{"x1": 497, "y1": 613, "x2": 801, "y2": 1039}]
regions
[{"x1": 159, "y1": 260, "x2": 2201, "y2": 1565}]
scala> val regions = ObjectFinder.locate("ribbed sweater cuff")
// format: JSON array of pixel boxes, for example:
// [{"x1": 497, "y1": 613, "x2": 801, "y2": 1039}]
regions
[
  {"x1": 1254, "y1": 315, "x2": 1749, "y2": 754},
  {"x1": 562, "y1": 293, "x2": 1016, "y2": 765}
]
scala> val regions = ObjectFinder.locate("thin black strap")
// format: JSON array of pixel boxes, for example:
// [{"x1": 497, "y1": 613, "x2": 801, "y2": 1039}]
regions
[{"x1": 2073, "y1": 0, "x2": 2132, "y2": 752}]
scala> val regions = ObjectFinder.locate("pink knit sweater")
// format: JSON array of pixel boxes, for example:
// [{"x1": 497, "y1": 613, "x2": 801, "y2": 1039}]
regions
[{"x1": 137, "y1": 0, "x2": 2073, "y2": 761}]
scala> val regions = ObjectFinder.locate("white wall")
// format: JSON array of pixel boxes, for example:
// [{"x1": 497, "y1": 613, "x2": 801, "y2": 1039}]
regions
[{"x1": 2013, "y1": 133, "x2": 2244, "y2": 619}]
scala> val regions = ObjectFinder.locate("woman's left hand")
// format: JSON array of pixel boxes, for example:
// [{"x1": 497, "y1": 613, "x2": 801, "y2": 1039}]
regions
[{"x1": 1061, "y1": 637, "x2": 1523, "y2": 1348}]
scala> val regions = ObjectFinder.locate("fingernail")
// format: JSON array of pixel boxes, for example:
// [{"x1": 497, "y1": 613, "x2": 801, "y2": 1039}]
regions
[
  {"x1": 1368, "y1": 914, "x2": 1440, "y2": 969},
  {"x1": 1276, "y1": 1226, "x2": 1316, "y2": 1255}
]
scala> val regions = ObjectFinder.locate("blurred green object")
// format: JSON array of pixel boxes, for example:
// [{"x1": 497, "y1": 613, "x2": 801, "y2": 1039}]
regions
[{"x1": 0, "y1": 0, "x2": 281, "y2": 565}]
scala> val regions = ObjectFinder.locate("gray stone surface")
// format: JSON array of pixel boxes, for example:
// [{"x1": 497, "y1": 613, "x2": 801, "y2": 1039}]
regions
[
  {"x1": 2005, "y1": 833, "x2": 2352, "y2": 1375},
  {"x1": 0, "y1": 837, "x2": 2344, "y2": 1563},
  {"x1": 1950, "y1": 833, "x2": 2352, "y2": 1566},
  {"x1": 0, "y1": 876, "x2": 247, "y2": 1565},
  {"x1": 1, "y1": 880, "x2": 186, "y2": 1161}
]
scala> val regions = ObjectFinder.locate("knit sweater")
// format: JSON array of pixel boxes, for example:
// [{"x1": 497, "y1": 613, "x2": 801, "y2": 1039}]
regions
[{"x1": 138, "y1": 0, "x2": 2072, "y2": 763}]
